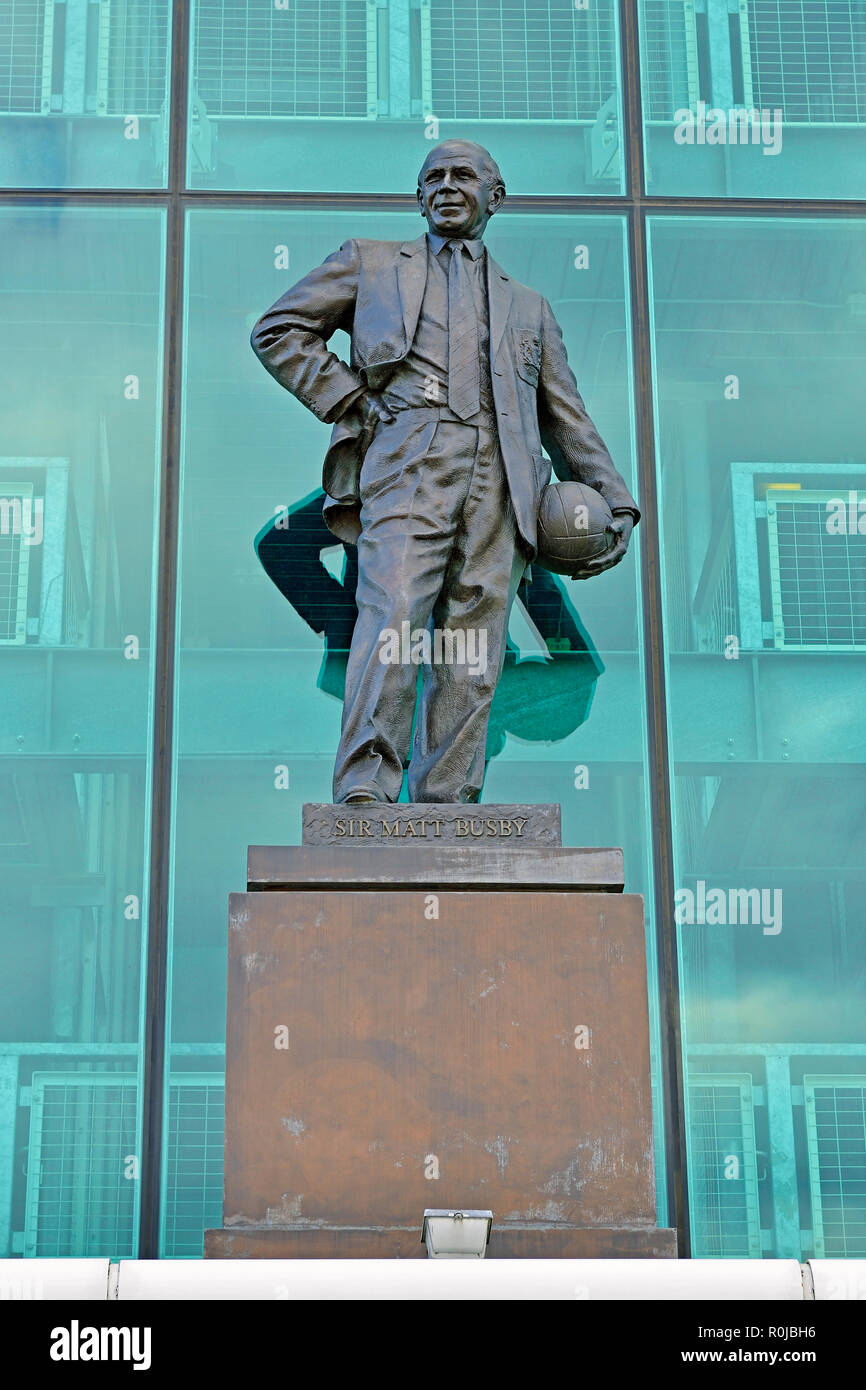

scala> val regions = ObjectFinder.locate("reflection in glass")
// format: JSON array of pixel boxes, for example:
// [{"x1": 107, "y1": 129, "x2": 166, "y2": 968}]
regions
[
  {"x1": 188, "y1": 0, "x2": 625, "y2": 193},
  {"x1": 0, "y1": 0, "x2": 171, "y2": 189},
  {"x1": 254, "y1": 490, "x2": 606, "y2": 741},
  {"x1": 648, "y1": 216, "x2": 866, "y2": 1257},
  {"x1": 639, "y1": 0, "x2": 866, "y2": 198}
]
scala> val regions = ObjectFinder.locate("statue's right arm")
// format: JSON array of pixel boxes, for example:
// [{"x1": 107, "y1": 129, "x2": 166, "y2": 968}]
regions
[{"x1": 250, "y1": 239, "x2": 366, "y2": 424}]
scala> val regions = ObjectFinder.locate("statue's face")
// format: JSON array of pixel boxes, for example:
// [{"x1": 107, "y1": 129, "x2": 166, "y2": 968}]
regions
[{"x1": 417, "y1": 148, "x2": 503, "y2": 240}]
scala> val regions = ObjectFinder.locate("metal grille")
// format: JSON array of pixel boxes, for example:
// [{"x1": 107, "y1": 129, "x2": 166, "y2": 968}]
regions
[
  {"x1": 688, "y1": 1074, "x2": 763, "y2": 1257},
  {"x1": 694, "y1": 519, "x2": 737, "y2": 655},
  {"x1": 97, "y1": 0, "x2": 171, "y2": 116},
  {"x1": 805, "y1": 1076, "x2": 866, "y2": 1257},
  {"x1": 700, "y1": 546, "x2": 736, "y2": 654},
  {"x1": 162, "y1": 1076, "x2": 225, "y2": 1258},
  {"x1": 193, "y1": 0, "x2": 371, "y2": 117},
  {"x1": 766, "y1": 488, "x2": 866, "y2": 650},
  {"x1": 24, "y1": 1072, "x2": 224, "y2": 1258},
  {"x1": 427, "y1": 0, "x2": 617, "y2": 121},
  {"x1": 24, "y1": 1073, "x2": 139, "y2": 1258},
  {"x1": 745, "y1": 0, "x2": 866, "y2": 123},
  {"x1": 640, "y1": 0, "x2": 699, "y2": 119},
  {"x1": 0, "y1": 484, "x2": 34, "y2": 645},
  {"x1": 0, "y1": 0, "x2": 52, "y2": 114}
]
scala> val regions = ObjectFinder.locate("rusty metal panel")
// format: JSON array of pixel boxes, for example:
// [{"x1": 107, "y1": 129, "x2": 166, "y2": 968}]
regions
[
  {"x1": 246, "y1": 845, "x2": 625, "y2": 892},
  {"x1": 205, "y1": 1225, "x2": 677, "y2": 1259},
  {"x1": 222, "y1": 888, "x2": 656, "y2": 1231}
]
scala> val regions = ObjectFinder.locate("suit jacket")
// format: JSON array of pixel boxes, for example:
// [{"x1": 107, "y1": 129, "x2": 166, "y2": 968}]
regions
[{"x1": 250, "y1": 233, "x2": 639, "y2": 553}]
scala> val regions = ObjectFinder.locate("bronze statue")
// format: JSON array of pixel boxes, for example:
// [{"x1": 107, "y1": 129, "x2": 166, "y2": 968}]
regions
[{"x1": 251, "y1": 140, "x2": 639, "y2": 805}]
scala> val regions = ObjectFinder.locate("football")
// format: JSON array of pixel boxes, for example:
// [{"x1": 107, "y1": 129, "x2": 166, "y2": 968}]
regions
[{"x1": 534, "y1": 480, "x2": 614, "y2": 575}]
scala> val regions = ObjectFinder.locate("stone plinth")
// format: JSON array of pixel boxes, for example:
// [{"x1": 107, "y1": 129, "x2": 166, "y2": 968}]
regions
[{"x1": 206, "y1": 805, "x2": 676, "y2": 1259}]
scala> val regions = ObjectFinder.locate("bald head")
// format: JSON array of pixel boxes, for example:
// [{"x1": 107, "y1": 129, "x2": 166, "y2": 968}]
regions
[
  {"x1": 417, "y1": 141, "x2": 506, "y2": 241},
  {"x1": 418, "y1": 141, "x2": 505, "y2": 195}
]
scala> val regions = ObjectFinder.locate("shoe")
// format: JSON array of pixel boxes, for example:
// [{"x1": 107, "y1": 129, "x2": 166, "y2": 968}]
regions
[{"x1": 339, "y1": 789, "x2": 383, "y2": 805}]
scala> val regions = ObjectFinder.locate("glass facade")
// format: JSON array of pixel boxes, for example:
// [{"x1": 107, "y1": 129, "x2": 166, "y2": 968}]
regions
[
  {"x1": 639, "y1": 0, "x2": 866, "y2": 197},
  {"x1": 1, "y1": 0, "x2": 863, "y2": 1262},
  {"x1": 0, "y1": 0, "x2": 172, "y2": 188},
  {"x1": 0, "y1": 206, "x2": 165, "y2": 1255},
  {"x1": 187, "y1": 0, "x2": 627, "y2": 192},
  {"x1": 649, "y1": 216, "x2": 866, "y2": 1257}
]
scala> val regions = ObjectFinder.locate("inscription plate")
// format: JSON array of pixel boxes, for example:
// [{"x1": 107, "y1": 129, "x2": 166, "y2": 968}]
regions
[{"x1": 302, "y1": 802, "x2": 561, "y2": 848}]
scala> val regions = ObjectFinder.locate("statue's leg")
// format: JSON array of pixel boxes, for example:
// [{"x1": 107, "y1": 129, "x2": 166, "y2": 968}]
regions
[
  {"x1": 332, "y1": 411, "x2": 476, "y2": 803},
  {"x1": 408, "y1": 421, "x2": 527, "y2": 803}
]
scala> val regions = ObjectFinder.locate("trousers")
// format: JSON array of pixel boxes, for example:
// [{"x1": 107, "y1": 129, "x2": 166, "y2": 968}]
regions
[{"x1": 333, "y1": 407, "x2": 527, "y2": 803}]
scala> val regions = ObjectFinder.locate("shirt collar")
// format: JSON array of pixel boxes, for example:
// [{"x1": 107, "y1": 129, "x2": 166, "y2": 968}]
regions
[{"x1": 427, "y1": 231, "x2": 485, "y2": 259}]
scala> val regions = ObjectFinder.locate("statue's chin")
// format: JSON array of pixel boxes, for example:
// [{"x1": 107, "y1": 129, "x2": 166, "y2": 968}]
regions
[{"x1": 428, "y1": 214, "x2": 474, "y2": 239}]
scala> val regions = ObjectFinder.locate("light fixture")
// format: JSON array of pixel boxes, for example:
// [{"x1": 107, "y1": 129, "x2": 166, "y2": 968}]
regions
[{"x1": 422, "y1": 1209, "x2": 493, "y2": 1259}]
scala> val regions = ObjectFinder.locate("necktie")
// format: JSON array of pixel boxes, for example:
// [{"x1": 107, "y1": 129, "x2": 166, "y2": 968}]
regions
[{"x1": 447, "y1": 240, "x2": 480, "y2": 421}]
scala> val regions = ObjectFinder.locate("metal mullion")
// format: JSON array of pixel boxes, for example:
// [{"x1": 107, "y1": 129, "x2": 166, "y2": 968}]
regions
[
  {"x1": 1, "y1": 190, "x2": 866, "y2": 215},
  {"x1": 619, "y1": 0, "x2": 690, "y2": 1256},
  {"x1": 137, "y1": 0, "x2": 190, "y2": 1261}
]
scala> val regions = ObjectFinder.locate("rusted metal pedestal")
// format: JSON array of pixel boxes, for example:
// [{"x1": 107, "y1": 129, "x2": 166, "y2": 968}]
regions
[{"x1": 205, "y1": 805, "x2": 676, "y2": 1259}]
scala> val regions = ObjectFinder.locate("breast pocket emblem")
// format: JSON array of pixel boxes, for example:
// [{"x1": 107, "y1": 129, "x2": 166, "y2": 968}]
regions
[{"x1": 515, "y1": 329, "x2": 541, "y2": 385}]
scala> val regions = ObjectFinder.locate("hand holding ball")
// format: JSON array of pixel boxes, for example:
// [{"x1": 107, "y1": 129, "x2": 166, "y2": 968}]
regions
[{"x1": 534, "y1": 481, "x2": 615, "y2": 577}]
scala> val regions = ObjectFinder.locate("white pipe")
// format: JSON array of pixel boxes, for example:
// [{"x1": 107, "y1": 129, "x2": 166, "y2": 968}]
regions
[
  {"x1": 115, "y1": 1258, "x2": 805, "y2": 1301},
  {"x1": 807, "y1": 1260, "x2": 866, "y2": 1301},
  {"x1": 0, "y1": 1258, "x2": 110, "y2": 1301},
  {"x1": 5, "y1": 1256, "x2": 863, "y2": 1301}
]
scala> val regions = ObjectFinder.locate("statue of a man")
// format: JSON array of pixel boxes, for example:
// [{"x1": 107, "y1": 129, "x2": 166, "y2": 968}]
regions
[{"x1": 251, "y1": 140, "x2": 639, "y2": 805}]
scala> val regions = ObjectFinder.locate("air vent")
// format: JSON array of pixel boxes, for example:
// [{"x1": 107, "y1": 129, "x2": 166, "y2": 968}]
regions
[
  {"x1": 24, "y1": 1073, "x2": 139, "y2": 1258},
  {"x1": 96, "y1": 0, "x2": 171, "y2": 117},
  {"x1": 0, "y1": 0, "x2": 53, "y2": 115},
  {"x1": 766, "y1": 488, "x2": 866, "y2": 651},
  {"x1": 425, "y1": 0, "x2": 616, "y2": 121},
  {"x1": 0, "y1": 483, "x2": 35, "y2": 646},
  {"x1": 744, "y1": 0, "x2": 866, "y2": 123},
  {"x1": 24, "y1": 1072, "x2": 225, "y2": 1258},
  {"x1": 161, "y1": 1075, "x2": 225, "y2": 1258},
  {"x1": 193, "y1": 0, "x2": 373, "y2": 117},
  {"x1": 804, "y1": 1075, "x2": 866, "y2": 1257},
  {"x1": 688, "y1": 1073, "x2": 763, "y2": 1257},
  {"x1": 641, "y1": 0, "x2": 700, "y2": 119}
]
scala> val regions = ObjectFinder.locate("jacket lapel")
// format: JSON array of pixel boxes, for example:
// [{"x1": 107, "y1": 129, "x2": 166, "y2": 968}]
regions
[
  {"x1": 395, "y1": 235, "x2": 512, "y2": 361},
  {"x1": 486, "y1": 252, "x2": 513, "y2": 361},
  {"x1": 396, "y1": 234, "x2": 429, "y2": 351}
]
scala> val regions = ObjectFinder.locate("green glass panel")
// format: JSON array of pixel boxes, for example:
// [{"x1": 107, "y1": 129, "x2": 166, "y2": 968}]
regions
[
  {"x1": 165, "y1": 206, "x2": 664, "y2": 1253},
  {"x1": 638, "y1": 0, "x2": 866, "y2": 198},
  {"x1": 0, "y1": 0, "x2": 172, "y2": 189},
  {"x1": 187, "y1": 0, "x2": 626, "y2": 193},
  {"x1": 648, "y1": 215, "x2": 866, "y2": 1257},
  {"x1": 0, "y1": 206, "x2": 165, "y2": 1257}
]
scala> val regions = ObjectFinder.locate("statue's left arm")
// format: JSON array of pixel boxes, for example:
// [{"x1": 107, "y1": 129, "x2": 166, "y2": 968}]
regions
[{"x1": 537, "y1": 296, "x2": 640, "y2": 577}]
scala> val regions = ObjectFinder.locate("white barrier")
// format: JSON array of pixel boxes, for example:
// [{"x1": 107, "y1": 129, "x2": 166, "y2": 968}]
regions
[
  {"x1": 8, "y1": 1257, "x2": 865, "y2": 1300},
  {"x1": 0, "y1": 1259, "x2": 110, "y2": 1301},
  {"x1": 113, "y1": 1258, "x2": 805, "y2": 1301},
  {"x1": 807, "y1": 1261, "x2": 866, "y2": 1301}
]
